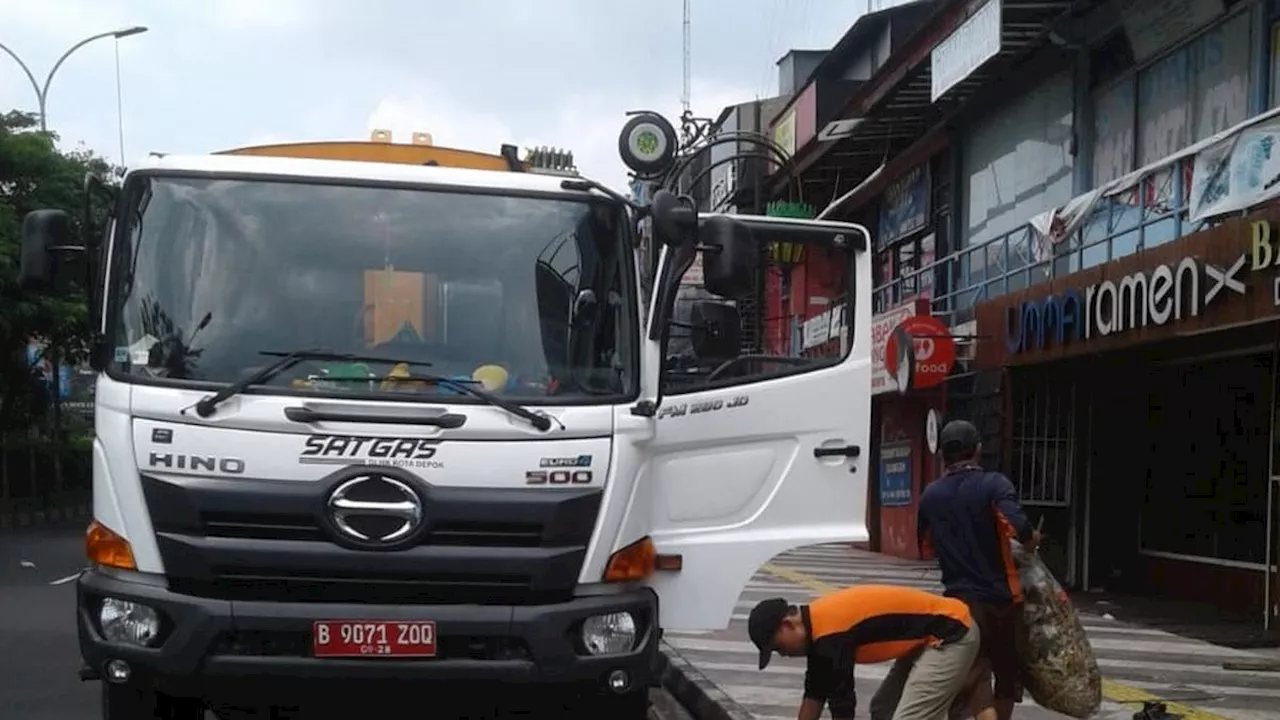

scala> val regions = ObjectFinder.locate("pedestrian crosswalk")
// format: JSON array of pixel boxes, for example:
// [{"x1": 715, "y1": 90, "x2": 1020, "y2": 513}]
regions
[{"x1": 662, "y1": 545, "x2": 1280, "y2": 720}]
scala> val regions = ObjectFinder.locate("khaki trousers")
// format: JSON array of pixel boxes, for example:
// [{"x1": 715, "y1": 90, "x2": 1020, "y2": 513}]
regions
[{"x1": 868, "y1": 624, "x2": 982, "y2": 720}]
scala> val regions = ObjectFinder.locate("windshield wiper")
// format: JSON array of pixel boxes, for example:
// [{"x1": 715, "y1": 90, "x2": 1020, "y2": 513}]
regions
[
  {"x1": 191, "y1": 348, "x2": 433, "y2": 418},
  {"x1": 317, "y1": 373, "x2": 557, "y2": 432}
]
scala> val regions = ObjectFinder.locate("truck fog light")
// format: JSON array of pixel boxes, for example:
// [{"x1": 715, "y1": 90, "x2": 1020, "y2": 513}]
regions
[
  {"x1": 100, "y1": 598, "x2": 161, "y2": 646},
  {"x1": 104, "y1": 659, "x2": 131, "y2": 684},
  {"x1": 581, "y1": 611, "x2": 637, "y2": 655},
  {"x1": 608, "y1": 669, "x2": 631, "y2": 693}
]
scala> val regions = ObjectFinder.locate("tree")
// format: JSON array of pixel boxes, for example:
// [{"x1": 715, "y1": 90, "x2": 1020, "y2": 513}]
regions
[{"x1": 0, "y1": 110, "x2": 114, "y2": 439}]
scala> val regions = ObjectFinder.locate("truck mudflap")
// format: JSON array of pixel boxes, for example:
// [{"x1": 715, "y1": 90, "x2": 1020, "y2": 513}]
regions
[{"x1": 77, "y1": 568, "x2": 658, "y2": 702}]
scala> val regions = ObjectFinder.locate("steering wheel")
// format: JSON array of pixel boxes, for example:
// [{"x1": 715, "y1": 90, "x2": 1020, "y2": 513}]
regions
[{"x1": 705, "y1": 354, "x2": 812, "y2": 383}]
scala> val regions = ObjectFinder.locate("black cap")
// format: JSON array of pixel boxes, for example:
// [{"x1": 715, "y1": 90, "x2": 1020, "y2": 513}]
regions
[
  {"x1": 747, "y1": 598, "x2": 789, "y2": 670},
  {"x1": 939, "y1": 419, "x2": 981, "y2": 455}
]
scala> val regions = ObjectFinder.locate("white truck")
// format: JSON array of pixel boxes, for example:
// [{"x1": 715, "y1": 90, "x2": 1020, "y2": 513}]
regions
[{"x1": 18, "y1": 114, "x2": 909, "y2": 718}]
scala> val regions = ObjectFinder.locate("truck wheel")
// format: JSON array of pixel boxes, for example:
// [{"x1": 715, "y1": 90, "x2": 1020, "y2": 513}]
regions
[
  {"x1": 101, "y1": 684, "x2": 204, "y2": 720},
  {"x1": 588, "y1": 689, "x2": 650, "y2": 719}
]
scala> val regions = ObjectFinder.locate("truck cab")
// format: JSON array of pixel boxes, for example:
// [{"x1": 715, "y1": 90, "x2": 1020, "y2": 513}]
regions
[{"x1": 18, "y1": 118, "x2": 885, "y2": 718}]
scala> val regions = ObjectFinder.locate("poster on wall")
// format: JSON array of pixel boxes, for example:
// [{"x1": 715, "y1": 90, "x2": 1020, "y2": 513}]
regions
[
  {"x1": 879, "y1": 442, "x2": 913, "y2": 508},
  {"x1": 877, "y1": 164, "x2": 931, "y2": 249},
  {"x1": 1188, "y1": 116, "x2": 1280, "y2": 222},
  {"x1": 871, "y1": 302, "x2": 919, "y2": 394}
]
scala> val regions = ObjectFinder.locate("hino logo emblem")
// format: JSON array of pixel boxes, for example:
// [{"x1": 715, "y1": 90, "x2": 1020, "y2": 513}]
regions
[{"x1": 326, "y1": 474, "x2": 424, "y2": 547}]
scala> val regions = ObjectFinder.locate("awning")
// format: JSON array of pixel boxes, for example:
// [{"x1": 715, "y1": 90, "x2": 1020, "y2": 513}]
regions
[{"x1": 772, "y1": 0, "x2": 1083, "y2": 201}]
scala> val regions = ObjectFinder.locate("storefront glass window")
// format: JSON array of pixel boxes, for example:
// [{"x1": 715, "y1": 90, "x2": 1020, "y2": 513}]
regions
[
  {"x1": 1137, "y1": 9, "x2": 1251, "y2": 166},
  {"x1": 1094, "y1": 9, "x2": 1253, "y2": 187},
  {"x1": 918, "y1": 233, "x2": 936, "y2": 300},
  {"x1": 1140, "y1": 352, "x2": 1271, "y2": 566},
  {"x1": 896, "y1": 240, "x2": 918, "y2": 298},
  {"x1": 1271, "y1": 21, "x2": 1280, "y2": 107}
]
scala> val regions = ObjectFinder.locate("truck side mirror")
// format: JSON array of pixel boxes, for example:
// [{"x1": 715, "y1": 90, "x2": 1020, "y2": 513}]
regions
[
  {"x1": 19, "y1": 209, "x2": 77, "y2": 292},
  {"x1": 701, "y1": 215, "x2": 758, "y2": 299},
  {"x1": 690, "y1": 301, "x2": 740, "y2": 362}
]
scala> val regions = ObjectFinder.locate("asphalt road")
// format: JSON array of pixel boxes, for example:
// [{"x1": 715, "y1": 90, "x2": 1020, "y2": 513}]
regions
[
  {"x1": 0, "y1": 524, "x2": 690, "y2": 720},
  {"x1": 0, "y1": 523, "x2": 94, "y2": 719}
]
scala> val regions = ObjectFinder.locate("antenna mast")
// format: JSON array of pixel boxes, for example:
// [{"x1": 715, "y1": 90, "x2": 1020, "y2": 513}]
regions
[{"x1": 681, "y1": 0, "x2": 692, "y2": 117}]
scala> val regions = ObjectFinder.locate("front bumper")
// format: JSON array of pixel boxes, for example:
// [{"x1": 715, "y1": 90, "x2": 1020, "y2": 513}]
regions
[{"x1": 78, "y1": 568, "x2": 658, "y2": 699}]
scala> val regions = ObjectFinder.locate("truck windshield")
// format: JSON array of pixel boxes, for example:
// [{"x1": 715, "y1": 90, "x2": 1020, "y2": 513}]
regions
[{"x1": 106, "y1": 175, "x2": 637, "y2": 403}]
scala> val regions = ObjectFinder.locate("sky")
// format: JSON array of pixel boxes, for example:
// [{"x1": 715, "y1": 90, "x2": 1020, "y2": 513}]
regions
[{"x1": 0, "y1": 0, "x2": 883, "y2": 191}]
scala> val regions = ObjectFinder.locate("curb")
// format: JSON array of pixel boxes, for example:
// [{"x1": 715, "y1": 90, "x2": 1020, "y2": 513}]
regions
[
  {"x1": 0, "y1": 503, "x2": 90, "y2": 532},
  {"x1": 658, "y1": 640, "x2": 754, "y2": 720}
]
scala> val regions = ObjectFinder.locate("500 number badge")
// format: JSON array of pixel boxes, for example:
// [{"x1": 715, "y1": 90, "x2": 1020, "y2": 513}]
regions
[{"x1": 526, "y1": 470, "x2": 593, "y2": 485}]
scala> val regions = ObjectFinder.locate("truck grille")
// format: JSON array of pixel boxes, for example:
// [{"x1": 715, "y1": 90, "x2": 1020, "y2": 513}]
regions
[
  {"x1": 202, "y1": 512, "x2": 545, "y2": 547},
  {"x1": 141, "y1": 472, "x2": 602, "y2": 605}
]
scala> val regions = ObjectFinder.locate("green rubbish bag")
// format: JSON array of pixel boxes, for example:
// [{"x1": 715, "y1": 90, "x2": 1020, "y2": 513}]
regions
[{"x1": 1011, "y1": 541, "x2": 1102, "y2": 718}]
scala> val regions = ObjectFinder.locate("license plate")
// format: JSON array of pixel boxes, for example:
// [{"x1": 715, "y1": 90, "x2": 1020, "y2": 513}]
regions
[{"x1": 312, "y1": 620, "x2": 437, "y2": 658}]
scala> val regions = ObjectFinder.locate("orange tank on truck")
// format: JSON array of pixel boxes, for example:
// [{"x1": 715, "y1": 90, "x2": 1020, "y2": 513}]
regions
[{"x1": 216, "y1": 129, "x2": 579, "y2": 175}]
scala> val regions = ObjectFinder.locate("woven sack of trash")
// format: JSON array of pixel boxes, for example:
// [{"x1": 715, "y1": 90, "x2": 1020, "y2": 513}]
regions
[{"x1": 1011, "y1": 541, "x2": 1102, "y2": 718}]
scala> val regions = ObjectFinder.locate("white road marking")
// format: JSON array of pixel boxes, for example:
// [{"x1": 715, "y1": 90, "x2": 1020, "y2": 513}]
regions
[{"x1": 49, "y1": 572, "x2": 82, "y2": 586}]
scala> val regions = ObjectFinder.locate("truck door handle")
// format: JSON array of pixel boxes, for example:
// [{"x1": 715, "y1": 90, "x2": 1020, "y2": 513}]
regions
[{"x1": 814, "y1": 445, "x2": 861, "y2": 459}]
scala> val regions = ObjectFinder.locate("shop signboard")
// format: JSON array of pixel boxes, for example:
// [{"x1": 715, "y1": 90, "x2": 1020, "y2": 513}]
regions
[
  {"x1": 878, "y1": 163, "x2": 931, "y2": 249},
  {"x1": 1004, "y1": 251, "x2": 1247, "y2": 354},
  {"x1": 884, "y1": 315, "x2": 957, "y2": 390},
  {"x1": 931, "y1": 0, "x2": 1002, "y2": 103},
  {"x1": 871, "y1": 302, "x2": 920, "y2": 394},
  {"x1": 980, "y1": 211, "x2": 1280, "y2": 367},
  {"x1": 879, "y1": 442, "x2": 913, "y2": 508},
  {"x1": 773, "y1": 109, "x2": 797, "y2": 160}
]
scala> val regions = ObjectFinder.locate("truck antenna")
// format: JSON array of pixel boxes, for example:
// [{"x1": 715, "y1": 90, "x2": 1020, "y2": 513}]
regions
[{"x1": 681, "y1": 0, "x2": 692, "y2": 119}]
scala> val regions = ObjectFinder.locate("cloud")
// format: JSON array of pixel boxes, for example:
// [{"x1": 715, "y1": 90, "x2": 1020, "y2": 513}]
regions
[{"x1": 199, "y1": 0, "x2": 314, "y2": 30}]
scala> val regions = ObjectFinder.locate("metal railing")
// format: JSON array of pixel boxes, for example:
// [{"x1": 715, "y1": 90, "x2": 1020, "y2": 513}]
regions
[
  {"x1": 871, "y1": 105, "x2": 1280, "y2": 323},
  {"x1": 872, "y1": 154, "x2": 1218, "y2": 323}
]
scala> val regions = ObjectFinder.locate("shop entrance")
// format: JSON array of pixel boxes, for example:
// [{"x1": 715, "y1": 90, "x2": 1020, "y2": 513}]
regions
[{"x1": 1081, "y1": 339, "x2": 1274, "y2": 619}]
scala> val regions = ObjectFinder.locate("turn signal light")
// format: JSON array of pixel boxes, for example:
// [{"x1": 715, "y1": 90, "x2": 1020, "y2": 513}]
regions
[
  {"x1": 87, "y1": 521, "x2": 137, "y2": 571},
  {"x1": 604, "y1": 536, "x2": 657, "y2": 583}
]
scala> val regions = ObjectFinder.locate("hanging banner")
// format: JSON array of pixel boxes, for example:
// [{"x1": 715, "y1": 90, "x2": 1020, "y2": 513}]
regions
[{"x1": 1188, "y1": 117, "x2": 1280, "y2": 223}]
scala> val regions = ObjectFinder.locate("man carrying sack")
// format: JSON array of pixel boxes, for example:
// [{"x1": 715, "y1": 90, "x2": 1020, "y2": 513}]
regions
[
  {"x1": 748, "y1": 584, "x2": 981, "y2": 720},
  {"x1": 918, "y1": 419, "x2": 1041, "y2": 720}
]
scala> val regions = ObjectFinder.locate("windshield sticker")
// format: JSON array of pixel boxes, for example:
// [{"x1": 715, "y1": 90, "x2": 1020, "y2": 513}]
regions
[
  {"x1": 114, "y1": 346, "x2": 130, "y2": 363},
  {"x1": 300, "y1": 434, "x2": 443, "y2": 470},
  {"x1": 657, "y1": 394, "x2": 750, "y2": 420},
  {"x1": 539, "y1": 455, "x2": 593, "y2": 468}
]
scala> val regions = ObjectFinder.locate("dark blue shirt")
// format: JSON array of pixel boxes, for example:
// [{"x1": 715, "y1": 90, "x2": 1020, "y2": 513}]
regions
[{"x1": 917, "y1": 468, "x2": 1033, "y2": 604}]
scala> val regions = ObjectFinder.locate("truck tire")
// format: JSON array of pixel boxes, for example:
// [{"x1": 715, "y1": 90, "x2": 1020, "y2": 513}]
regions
[{"x1": 101, "y1": 684, "x2": 204, "y2": 720}]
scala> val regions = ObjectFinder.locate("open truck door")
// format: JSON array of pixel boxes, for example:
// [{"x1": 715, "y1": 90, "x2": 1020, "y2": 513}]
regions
[{"x1": 639, "y1": 206, "x2": 912, "y2": 631}]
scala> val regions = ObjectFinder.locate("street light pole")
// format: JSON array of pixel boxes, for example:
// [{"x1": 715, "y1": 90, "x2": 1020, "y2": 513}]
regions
[{"x1": 0, "y1": 26, "x2": 147, "y2": 132}]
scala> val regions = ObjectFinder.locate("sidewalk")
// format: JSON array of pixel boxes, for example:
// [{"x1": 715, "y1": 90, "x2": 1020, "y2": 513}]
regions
[{"x1": 661, "y1": 545, "x2": 1280, "y2": 720}]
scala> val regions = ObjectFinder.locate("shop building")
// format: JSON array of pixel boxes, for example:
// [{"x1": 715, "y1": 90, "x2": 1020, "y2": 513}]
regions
[
  {"x1": 756, "y1": 0, "x2": 1079, "y2": 557},
  {"x1": 973, "y1": 211, "x2": 1280, "y2": 627},
  {"x1": 752, "y1": 0, "x2": 1280, "y2": 590}
]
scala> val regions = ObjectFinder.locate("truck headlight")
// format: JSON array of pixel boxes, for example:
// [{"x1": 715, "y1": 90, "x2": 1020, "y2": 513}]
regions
[
  {"x1": 99, "y1": 598, "x2": 161, "y2": 646},
  {"x1": 581, "y1": 611, "x2": 637, "y2": 655}
]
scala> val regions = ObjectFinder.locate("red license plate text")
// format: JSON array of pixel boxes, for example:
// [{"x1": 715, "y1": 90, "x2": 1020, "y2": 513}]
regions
[{"x1": 312, "y1": 620, "x2": 437, "y2": 658}]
